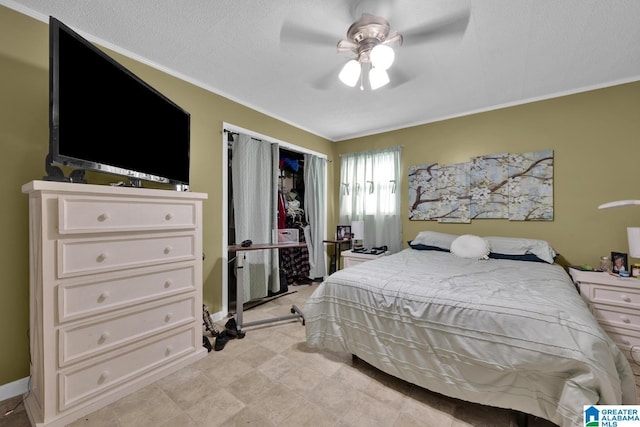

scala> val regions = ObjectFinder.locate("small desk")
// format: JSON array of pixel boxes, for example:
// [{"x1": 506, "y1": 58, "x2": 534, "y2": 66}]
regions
[
  {"x1": 228, "y1": 242, "x2": 308, "y2": 336},
  {"x1": 323, "y1": 239, "x2": 351, "y2": 273}
]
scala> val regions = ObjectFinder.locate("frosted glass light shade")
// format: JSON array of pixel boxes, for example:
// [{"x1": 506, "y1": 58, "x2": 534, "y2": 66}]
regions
[
  {"x1": 370, "y1": 44, "x2": 395, "y2": 70},
  {"x1": 351, "y1": 220, "x2": 364, "y2": 239},
  {"x1": 598, "y1": 200, "x2": 640, "y2": 209},
  {"x1": 339, "y1": 60, "x2": 361, "y2": 87},
  {"x1": 628, "y1": 227, "x2": 640, "y2": 258},
  {"x1": 369, "y1": 67, "x2": 389, "y2": 90}
]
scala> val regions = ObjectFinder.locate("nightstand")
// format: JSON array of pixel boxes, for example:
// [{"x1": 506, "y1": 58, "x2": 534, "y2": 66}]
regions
[
  {"x1": 569, "y1": 268, "x2": 640, "y2": 360},
  {"x1": 341, "y1": 250, "x2": 390, "y2": 268}
]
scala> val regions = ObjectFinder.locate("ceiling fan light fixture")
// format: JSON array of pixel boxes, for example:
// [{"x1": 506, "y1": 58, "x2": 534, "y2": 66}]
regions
[
  {"x1": 339, "y1": 59, "x2": 361, "y2": 87},
  {"x1": 370, "y1": 44, "x2": 395, "y2": 70},
  {"x1": 369, "y1": 67, "x2": 389, "y2": 90}
]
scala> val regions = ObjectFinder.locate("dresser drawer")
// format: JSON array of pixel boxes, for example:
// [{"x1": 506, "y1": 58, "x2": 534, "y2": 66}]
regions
[
  {"x1": 600, "y1": 325, "x2": 640, "y2": 357},
  {"x1": 59, "y1": 327, "x2": 197, "y2": 410},
  {"x1": 58, "y1": 232, "x2": 196, "y2": 278},
  {"x1": 590, "y1": 285, "x2": 640, "y2": 309},
  {"x1": 59, "y1": 296, "x2": 196, "y2": 366},
  {"x1": 58, "y1": 263, "x2": 196, "y2": 323},
  {"x1": 59, "y1": 196, "x2": 197, "y2": 234},
  {"x1": 591, "y1": 304, "x2": 640, "y2": 331}
]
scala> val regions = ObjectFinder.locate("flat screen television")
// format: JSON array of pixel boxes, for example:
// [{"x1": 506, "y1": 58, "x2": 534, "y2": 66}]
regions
[{"x1": 47, "y1": 16, "x2": 190, "y2": 189}]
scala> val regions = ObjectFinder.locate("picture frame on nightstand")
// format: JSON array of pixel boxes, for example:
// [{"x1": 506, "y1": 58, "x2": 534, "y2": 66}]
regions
[
  {"x1": 336, "y1": 225, "x2": 351, "y2": 241},
  {"x1": 611, "y1": 251, "x2": 628, "y2": 274}
]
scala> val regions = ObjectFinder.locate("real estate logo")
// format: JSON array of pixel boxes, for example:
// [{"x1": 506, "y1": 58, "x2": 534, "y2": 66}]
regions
[
  {"x1": 584, "y1": 405, "x2": 640, "y2": 427},
  {"x1": 585, "y1": 406, "x2": 599, "y2": 427}
]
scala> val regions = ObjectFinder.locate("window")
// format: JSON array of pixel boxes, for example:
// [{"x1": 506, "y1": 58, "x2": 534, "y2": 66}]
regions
[{"x1": 339, "y1": 146, "x2": 402, "y2": 252}]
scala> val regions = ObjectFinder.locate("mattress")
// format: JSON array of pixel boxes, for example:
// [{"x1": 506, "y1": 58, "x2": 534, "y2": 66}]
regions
[{"x1": 304, "y1": 249, "x2": 636, "y2": 427}]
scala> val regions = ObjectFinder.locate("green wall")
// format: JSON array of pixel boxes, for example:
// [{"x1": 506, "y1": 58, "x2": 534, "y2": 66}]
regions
[
  {"x1": 2, "y1": 4, "x2": 640, "y2": 388},
  {"x1": 0, "y1": 5, "x2": 334, "y2": 386},
  {"x1": 335, "y1": 81, "x2": 640, "y2": 268}
]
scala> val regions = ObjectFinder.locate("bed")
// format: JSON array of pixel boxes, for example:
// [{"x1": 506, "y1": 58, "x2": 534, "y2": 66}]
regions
[{"x1": 304, "y1": 232, "x2": 637, "y2": 427}]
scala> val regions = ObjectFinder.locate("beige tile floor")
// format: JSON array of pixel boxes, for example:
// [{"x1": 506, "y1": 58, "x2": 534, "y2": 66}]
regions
[{"x1": 2, "y1": 281, "x2": 640, "y2": 427}]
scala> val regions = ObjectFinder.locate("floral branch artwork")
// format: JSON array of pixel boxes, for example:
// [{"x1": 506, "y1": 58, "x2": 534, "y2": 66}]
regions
[
  {"x1": 469, "y1": 153, "x2": 509, "y2": 219},
  {"x1": 409, "y1": 150, "x2": 553, "y2": 223},
  {"x1": 507, "y1": 150, "x2": 554, "y2": 220}
]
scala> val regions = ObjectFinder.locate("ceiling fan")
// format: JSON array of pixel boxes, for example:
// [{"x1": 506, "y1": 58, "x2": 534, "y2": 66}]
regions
[
  {"x1": 279, "y1": 2, "x2": 471, "y2": 91},
  {"x1": 336, "y1": 13, "x2": 403, "y2": 90}
]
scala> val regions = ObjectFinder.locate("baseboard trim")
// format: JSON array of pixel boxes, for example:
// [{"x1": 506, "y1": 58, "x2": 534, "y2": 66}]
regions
[{"x1": 0, "y1": 377, "x2": 29, "y2": 402}]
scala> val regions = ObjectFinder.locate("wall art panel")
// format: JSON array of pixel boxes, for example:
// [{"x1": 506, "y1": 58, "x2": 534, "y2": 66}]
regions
[{"x1": 409, "y1": 150, "x2": 553, "y2": 222}]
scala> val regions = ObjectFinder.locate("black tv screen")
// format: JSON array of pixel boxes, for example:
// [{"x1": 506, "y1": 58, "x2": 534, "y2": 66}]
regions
[{"x1": 49, "y1": 16, "x2": 190, "y2": 187}]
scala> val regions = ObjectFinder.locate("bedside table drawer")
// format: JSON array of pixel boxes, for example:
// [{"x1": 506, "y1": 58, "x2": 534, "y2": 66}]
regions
[
  {"x1": 600, "y1": 325, "x2": 640, "y2": 356},
  {"x1": 591, "y1": 304, "x2": 640, "y2": 331},
  {"x1": 591, "y1": 286, "x2": 640, "y2": 309},
  {"x1": 341, "y1": 250, "x2": 390, "y2": 269}
]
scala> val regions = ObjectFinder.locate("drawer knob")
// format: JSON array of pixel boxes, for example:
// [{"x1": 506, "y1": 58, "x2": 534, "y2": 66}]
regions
[
  {"x1": 98, "y1": 291, "x2": 110, "y2": 302},
  {"x1": 98, "y1": 370, "x2": 110, "y2": 383},
  {"x1": 164, "y1": 279, "x2": 173, "y2": 288},
  {"x1": 99, "y1": 331, "x2": 111, "y2": 343},
  {"x1": 97, "y1": 213, "x2": 110, "y2": 222},
  {"x1": 96, "y1": 253, "x2": 108, "y2": 263},
  {"x1": 164, "y1": 246, "x2": 172, "y2": 255},
  {"x1": 164, "y1": 312, "x2": 173, "y2": 322},
  {"x1": 621, "y1": 316, "x2": 631, "y2": 324},
  {"x1": 165, "y1": 213, "x2": 173, "y2": 220},
  {"x1": 621, "y1": 295, "x2": 632, "y2": 302}
]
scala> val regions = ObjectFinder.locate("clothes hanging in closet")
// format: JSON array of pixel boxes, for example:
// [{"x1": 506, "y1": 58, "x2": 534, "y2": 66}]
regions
[
  {"x1": 278, "y1": 149, "x2": 310, "y2": 286},
  {"x1": 277, "y1": 190, "x2": 286, "y2": 229},
  {"x1": 279, "y1": 218, "x2": 311, "y2": 286}
]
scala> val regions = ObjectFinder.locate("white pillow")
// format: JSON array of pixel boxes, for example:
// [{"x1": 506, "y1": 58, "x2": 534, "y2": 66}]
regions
[
  {"x1": 411, "y1": 231, "x2": 458, "y2": 251},
  {"x1": 450, "y1": 235, "x2": 490, "y2": 259},
  {"x1": 484, "y1": 236, "x2": 557, "y2": 264}
]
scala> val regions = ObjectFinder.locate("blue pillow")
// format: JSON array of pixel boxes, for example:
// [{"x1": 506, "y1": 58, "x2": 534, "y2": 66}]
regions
[
  {"x1": 408, "y1": 241, "x2": 450, "y2": 252},
  {"x1": 488, "y1": 252, "x2": 547, "y2": 263}
]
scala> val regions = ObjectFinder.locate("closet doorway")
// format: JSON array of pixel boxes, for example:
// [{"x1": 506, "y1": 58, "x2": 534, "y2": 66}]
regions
[{"x1": 222, "y1": 123, "x2": 327, "y2": 316}]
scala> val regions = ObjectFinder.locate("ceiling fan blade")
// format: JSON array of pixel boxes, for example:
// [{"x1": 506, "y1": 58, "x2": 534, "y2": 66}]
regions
[
  {"x1": 351, "y1": 0, "x2": 398, "y2": 23},
  {"x1": 386, "y1": 67, "x2": 415, "y2": 89},
  {"x1": 310, "y1": 64, "x2": 344, "y2": 90},
  {"x1": 280, "y1": 19, "x2": 338, "y2": 48},
  {"x1": 400, "y1": 9, "x2": 470, "y2": 47},
  {"x1": 337, "y1": 39, "x2": 358, "y2": 53},
  {"x1": 383, "y1": 32, "x2": 403, "y2": 47}
]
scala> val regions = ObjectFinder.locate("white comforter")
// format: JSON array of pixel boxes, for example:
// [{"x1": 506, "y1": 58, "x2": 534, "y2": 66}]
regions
[{"x1": 304, "y1": 249, "x2": 636, "y2": 427}]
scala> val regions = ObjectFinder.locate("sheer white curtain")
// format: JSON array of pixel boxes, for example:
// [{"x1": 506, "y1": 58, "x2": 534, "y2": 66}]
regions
[
  {"x1": 339, "y1": 146, "x2": 402, "y2": 253},
  {"x1": 231, "y1": 134, "x2": 279, "y2": 301},
  {"x1": 303, "y1": 153, "x2": 326, "y2": 279}
]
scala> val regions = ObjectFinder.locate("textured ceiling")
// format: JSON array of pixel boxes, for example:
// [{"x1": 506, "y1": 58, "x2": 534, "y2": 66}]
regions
[{"x1": 4, "y1": 0, "x2": 640, "y2": 141}]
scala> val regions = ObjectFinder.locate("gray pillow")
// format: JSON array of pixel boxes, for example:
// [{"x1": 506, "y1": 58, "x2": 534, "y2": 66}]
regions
[
  {"x1": 483, "y1": 236, "x2": 556, "y2": 264},
  {"x1": 410, "y1": 231, "x2": 458, "y2": 251}
]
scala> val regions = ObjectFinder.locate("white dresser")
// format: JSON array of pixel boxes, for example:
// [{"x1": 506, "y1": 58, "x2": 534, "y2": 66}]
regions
[
  {"x1": 569, "y1": 268, "x2": 640, "y2": 360},
  {"x1": 22, "y1": 180, "x2": 208, "y2": 427}
]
